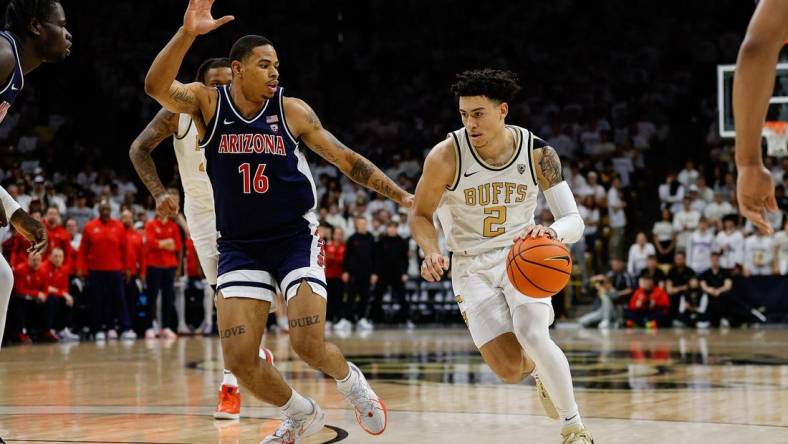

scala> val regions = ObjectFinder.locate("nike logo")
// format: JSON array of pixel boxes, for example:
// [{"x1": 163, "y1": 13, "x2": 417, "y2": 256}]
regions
[
  {"x1": 10, "y1": 85, "x2": 18, "y2": 91},
  {"x1": 223, "y1": 119, "x2": 235, "y2": 125},
  {"x1": 565, "y1": 414, "x2": 578, "y2": 422},
  {"x1": 463, "y1": 170, "x2": 479, "y2": 177},
  {"x1": 545, "y1": 255, "x2": 571, "y2": 264}
]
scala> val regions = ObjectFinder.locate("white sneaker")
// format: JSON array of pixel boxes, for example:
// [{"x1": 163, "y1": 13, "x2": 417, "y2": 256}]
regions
[
  {"x1": 161, "y1": 328, "x2": 178, "y2": 340},
  {"x1": 144, "y1": 329, "x2": 157, "y2": 340},
  {"x1": 720, "y1": 318, "x2": 730, "y2": 328},
  {"x1": 697, "y1": 321, "x2": 710, "y2": 329},
  {"x1": 120, "y1": 330, "x2": 137, "y2": 340},
  {"x1": 260, "y1": 398, "x2": 325, "y2": 444},
  {"x1": 199, "y1": 322, "x2": 213, "y2": 336},
  {"x1": 334, "y1": 319, "x2": 352, "y2": 332},
  {"x1": 405, "y1": 320, "x2": 416, "y2": 330},
  {"x1": 107, "y1": 329, "x2": 118, "y2": 340},
  {"x1": 356, "y1": 318, "x2": 374, "y2": 331},
  {"x1": 95, "y1": 332, "x2": 106, "y2": 342},
  {"x1": 58, "y1": 328, "x2": 80, "y2": 341},
  {"x1": 177, "y1": 325, "x2": 192, "y2": 335},
  {"x1": 597, "y1": 320, "x2": 610, "y2": 329},
  {"x1": 337, "y1": 362, "x2": 387, "y2": 435}
]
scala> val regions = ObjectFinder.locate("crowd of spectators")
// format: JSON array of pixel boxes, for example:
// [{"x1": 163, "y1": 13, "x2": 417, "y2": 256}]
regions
[{"x1": 2, "y1": 0, "x2": 787, "y2": 343}]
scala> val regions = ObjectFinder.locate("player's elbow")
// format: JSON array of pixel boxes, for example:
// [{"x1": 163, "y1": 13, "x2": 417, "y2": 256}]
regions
[
  {"x1": 143, "y1": 76, "x2": 166, "y2": 100},
  {"x1": 738, "y1": 33, "x2": 782, "y2": 61}
]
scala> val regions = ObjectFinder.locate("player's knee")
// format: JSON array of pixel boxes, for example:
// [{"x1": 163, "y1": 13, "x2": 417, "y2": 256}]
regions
[
  {"x1": 222, "y1": 344, "x2": 257, "y2": 377},
  {"x1": 495, "y1": 364, "x2": 526, "y2": 384},
  {"x1": 291, "y1": 335, "x2": 325, "y2": 366}
]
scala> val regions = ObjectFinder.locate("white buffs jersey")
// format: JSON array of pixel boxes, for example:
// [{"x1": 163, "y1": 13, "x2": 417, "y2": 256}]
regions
[
  {"x1": 437, "y1": 125, "x2": 539, "y2": 256},
  {"x1": 174, "y1": 114, "x2": 214, "y2": 210}
]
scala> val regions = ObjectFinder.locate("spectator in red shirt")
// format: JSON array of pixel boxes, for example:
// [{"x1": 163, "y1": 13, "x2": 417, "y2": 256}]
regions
[
  {"x1": 44, "y1": 206, "x2": 75, "y2": 274},
  {"x1": 144, "y1": 208, "x2": 182, "y2": 340},
  {"x1": 625, "y1": 275, "x2": 671, "y2": 328},
  {"x1": 78, "y1": 200, "x2": 134, "y2": 341},
  {"x1": 42, "y1": 247, "x2": 78, "y2": 342},
  {"x1": 324, "y1": 226, "x2": 348, "y2": 328},
  {"x1": 10, "y1": 253, "x2": 48, "y2": 343}
]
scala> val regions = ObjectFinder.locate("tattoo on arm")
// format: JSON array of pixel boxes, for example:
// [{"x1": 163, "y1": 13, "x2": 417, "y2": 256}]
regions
[
  {"x1": 220, "y1": 324, "x2": 246, "y2": 338},
  {"x1": 169, "y1": 85, "x2": 195, "y2": 105},
  {"x1": 129, "y1": 112, "x2": 176, "y2": 197},
  {"x1": 536, "y1": 146, "x2": 563, "y2": 188},
  {"x1": 289, "y1": 315, "x2": 320, "y2": 329},
  {"x1": 348, "y1": 155, "x2": 375, "y2": 184}
]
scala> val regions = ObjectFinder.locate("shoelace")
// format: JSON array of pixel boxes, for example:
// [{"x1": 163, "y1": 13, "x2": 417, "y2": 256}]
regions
[{"x1": 272, "y1": 417, "x2": 298, "y2": 441}]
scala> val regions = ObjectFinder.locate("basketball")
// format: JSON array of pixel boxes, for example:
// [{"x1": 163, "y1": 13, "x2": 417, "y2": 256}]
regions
[{"x1": 506, "y1": 236, "x2": 572, "y2": 298}]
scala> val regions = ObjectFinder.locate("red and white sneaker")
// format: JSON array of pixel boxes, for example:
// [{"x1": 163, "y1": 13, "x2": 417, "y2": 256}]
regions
[
  {"x1": 213, "y1": 347, "x2": 274, "y2": 420},
  {"x1": 214, "y1": 385, "x2": 241, "y2": 420},
  {"x1": 336, "y1": 362, "x2": 388, "y2": 435},
  {"x1": 260, "y1": 398, "x2": 325, "y2": 444}
]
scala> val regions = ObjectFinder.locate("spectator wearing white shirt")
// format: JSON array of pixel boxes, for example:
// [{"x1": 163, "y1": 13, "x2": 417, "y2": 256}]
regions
[
  {"x1": 695, "y1": 177, "x2": 714, "y2": 203},
  {"x1": 673, "y1": 197, "x2": 701, "y2": 252},
  {"x1": 580, "y1": 171, "x2": 607, "y2": 208},
  {"x1": 704, "y1": 192, "x2": 735, "y2": 229},
  {"x1": 658, "y1": 171, "x2": 685, "y2": 214},
  {"x1": 325, "y1": 203, "x2": 350, "y2": 235},
  {"x1": 607, "y1": 176, "x2": 627, "y2": 261},
  {"x1": 652, "y1": 208, "x2": 677, "y2": 264},
  {"x1": 677, "y1": 159, "x2": 699, "y2": 188},
  {"x1": 743, "y1": 231, "x2": 775, "y2": 276},
  {"x1": 627, "y1": 232, "x2": 656, "y2": 277},
  {"x1": 686, "y1": 218, "x2": 715, "y2": 274},
  {"x1": 714, "y1": 216, "x2": 745, "y2": 272},
  {"x1": 774, "y1": 219, "x2": 788, "y2": 275},
  {"x1": 687, "y1": 185, "x2": 707, "y2": 214}
]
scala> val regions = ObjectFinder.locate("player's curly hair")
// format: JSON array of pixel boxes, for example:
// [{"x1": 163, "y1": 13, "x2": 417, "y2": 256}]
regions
[
  {"x1": 4, "y1": 0, "x2": 60, "y2": 40},
  {"x1": 450, "y1": 69, "x2": 522, "y2": 103},
  {"x1": 195, "y1": 57, "x2": 231, "y2": 83}
]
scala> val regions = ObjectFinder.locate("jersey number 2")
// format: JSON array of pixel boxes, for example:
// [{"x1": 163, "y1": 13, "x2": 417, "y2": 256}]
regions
[
  {"x1": 483, "y1": 206, "x2": 507, "y2": 237},
  {"x1": 239, "y1": 163, "x2": 269, "y2": 194}
]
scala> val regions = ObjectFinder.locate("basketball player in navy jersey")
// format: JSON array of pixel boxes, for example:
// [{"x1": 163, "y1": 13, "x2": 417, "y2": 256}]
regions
[
  {"x1": 130, "y1": 57, "x2": 274, "y2": 421},
  {"x1": 145, "y1": 1, "x2": 411, "y2": 442},
  {"x1": 734, "y1": 0, "x2": 788, "y2": 234},
  {"x1": 0, "y1": 0, "x2": 71, "y2": 348}
]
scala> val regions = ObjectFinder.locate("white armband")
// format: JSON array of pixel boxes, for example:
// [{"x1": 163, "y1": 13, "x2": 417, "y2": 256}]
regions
[
  {"x1": 0, "y1": 185, "x2": 21, "y2": 218},
  {"x1": 544, "y1": 181, "x2": 584, "y2": 244}
]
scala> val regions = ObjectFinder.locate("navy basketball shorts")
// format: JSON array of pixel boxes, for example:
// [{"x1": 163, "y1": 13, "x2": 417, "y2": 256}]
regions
[{"x1": 216, "y1": 229, "x2": 327, "y2": 303}]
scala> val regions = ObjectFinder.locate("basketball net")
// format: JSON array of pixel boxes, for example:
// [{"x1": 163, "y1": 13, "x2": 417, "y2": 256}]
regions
[{"x1": 763, "y1": 121, "x2": 788, "y2": 157}]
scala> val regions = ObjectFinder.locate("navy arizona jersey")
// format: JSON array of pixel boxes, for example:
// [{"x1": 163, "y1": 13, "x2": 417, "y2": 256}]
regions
[
  {"x1": 0, "y1": 31, "x2": 25, "y2": 123},
  {"x1": 200, "y1": 85, "x2": 317, "y2": 240}
]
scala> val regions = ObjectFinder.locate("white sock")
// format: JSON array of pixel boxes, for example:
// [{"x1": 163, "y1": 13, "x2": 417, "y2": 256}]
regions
[
  {"x1": 512, "y1": 303, "x2": 582, "y2": 430},
  {"x1": 221, "y1": 370, "x2": 238, "y2": 388},
  {"x1": 0, "y1": 255, "x2": 12, "y2": 349},
  {"x1": 281, "y1": 388, "x2": 313, "y2": 417},
  {"x1": 335, "y1": 362, "x2": 358, "y2": 393}
]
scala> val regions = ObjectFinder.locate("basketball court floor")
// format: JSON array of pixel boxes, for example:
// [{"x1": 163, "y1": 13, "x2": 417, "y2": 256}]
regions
[{"x1": 0, "y1": 326, "x2": 786, "y2": 443}]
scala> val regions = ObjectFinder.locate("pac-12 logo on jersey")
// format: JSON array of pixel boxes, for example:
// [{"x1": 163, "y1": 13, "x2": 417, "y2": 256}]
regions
[{"x1": 217, "y1": 133, "x2": 287, "y2": 156}]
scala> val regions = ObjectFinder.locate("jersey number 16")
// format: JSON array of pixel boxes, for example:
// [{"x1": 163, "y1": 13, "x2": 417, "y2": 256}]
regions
[{"x1": 239, "y1": 163, "x2": 269, "y2": 194}]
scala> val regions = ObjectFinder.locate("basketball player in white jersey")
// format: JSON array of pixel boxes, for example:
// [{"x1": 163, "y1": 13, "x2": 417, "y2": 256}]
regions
[
  {"x1": 130, "y1": 57, "x2": 272, "y2": 420},
  {"x1": 774, "y1": 218, "x2": 788, "y2": 274},
  {"x1": 411, "y1": 69, "x2": 593, "y2": 444},
  {"x1": 733, "y1": 0, "x2": 788, "y2": 234},
  {"x1": 0, "y1": 0, "x2": 72, "y2": 348}
]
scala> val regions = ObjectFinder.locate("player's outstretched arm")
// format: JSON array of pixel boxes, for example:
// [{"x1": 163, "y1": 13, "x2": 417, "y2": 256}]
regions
[
  {"x1": 144, "y1": 0, "x2": 232, "y2": 115},
  {"x1": 285, "y1": 97, "x2": 413, "y2": 208},
  {"x1": 733, "y1": 0, "x2": 788, "y2": 234},
  {"x1": 527, "y1": 146, "x2": 584, "y2": 244},
  {"x1": 129, "y1": 108, "x2": 180, "y2": 218},
  {"x1": 410, "y1": 140, "x2": 455, "y2": 281}
]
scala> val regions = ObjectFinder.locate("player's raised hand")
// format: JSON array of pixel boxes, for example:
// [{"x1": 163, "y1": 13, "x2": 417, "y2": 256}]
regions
[
  {"x1": 10, "y1": 210, "x2": 47, "y2": 255},
  {"x1": 155, "y1": 192, "x2": 179, "y2": 219},
  {"x1": 421, "y1": 252, "x2": 449, "y2": 282},
  {"x1": 737, "y1": 165, "x2": 778, "y2": 234},
  {"x1": 183, "y1": 0, "x2": 234, "y2": 36}
]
